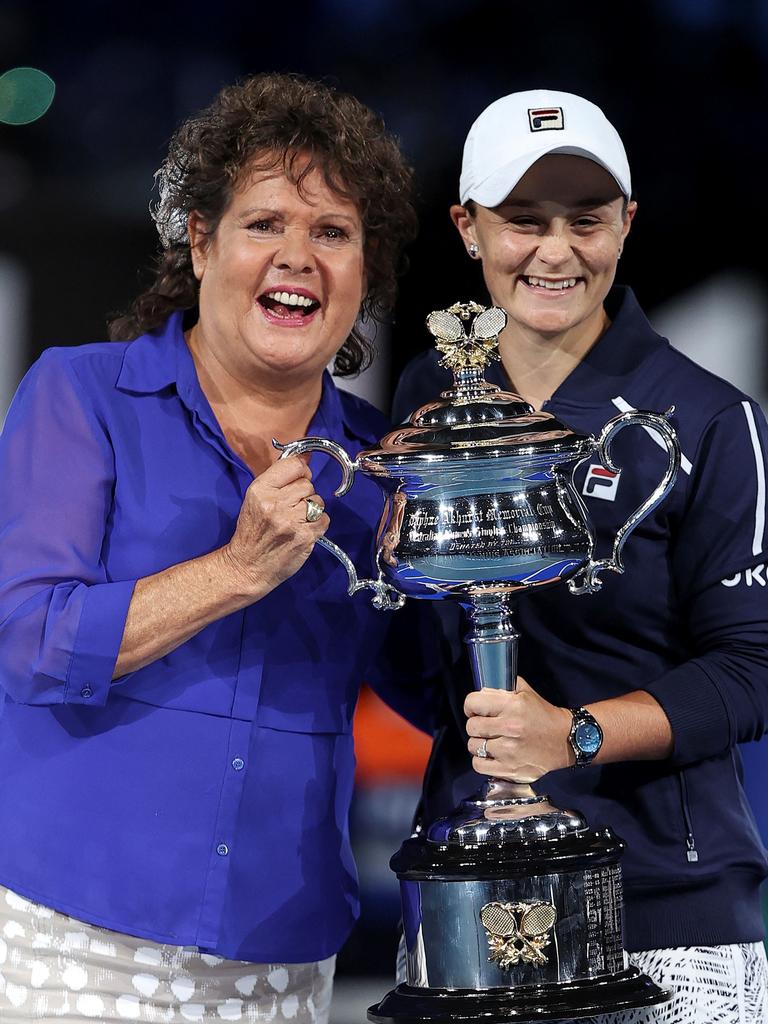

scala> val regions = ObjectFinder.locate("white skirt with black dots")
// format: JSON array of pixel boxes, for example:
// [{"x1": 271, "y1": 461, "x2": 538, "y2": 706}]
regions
[{"x1": 0, "y1": 883, "x2": 335, "y2": 1023}]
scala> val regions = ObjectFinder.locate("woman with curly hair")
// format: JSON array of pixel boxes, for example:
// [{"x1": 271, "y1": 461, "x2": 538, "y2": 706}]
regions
[{"x1": 0, "y1": 73, "x2": 430, "y2": 1023}]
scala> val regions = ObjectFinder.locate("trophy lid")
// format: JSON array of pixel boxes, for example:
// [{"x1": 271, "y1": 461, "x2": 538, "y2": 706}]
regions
[{"x1": 363, "y1": 302, "x2": 590, "y2": 463}]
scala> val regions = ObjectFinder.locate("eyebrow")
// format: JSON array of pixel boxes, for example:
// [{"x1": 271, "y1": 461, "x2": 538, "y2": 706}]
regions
[
  {"x1": 237, "y1": 205, "x2": 359, "y2": 224},
  {"x1": 499, "y1": 196, "x2": 619, "y2": 211}
]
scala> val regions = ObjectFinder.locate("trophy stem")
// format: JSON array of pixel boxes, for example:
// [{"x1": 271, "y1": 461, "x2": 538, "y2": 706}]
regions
[
  {"x1": 463, "y1": 595, "x2": 540, "y2": 803},
  {"x1": 463, "y1": 593, "x2": 519, "y2": 693}
]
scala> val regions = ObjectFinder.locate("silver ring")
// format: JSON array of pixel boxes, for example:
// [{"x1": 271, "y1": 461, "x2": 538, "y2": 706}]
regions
[
  {"x1": 476, "y1": 738, "x2": 489, "y2": 759},
  {"x1": 305, "y1": 497, "x2": 324, "y2": 523}
]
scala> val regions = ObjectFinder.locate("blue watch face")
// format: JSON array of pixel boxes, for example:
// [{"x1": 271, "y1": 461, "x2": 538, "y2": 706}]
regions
[{"x1": 575, "y1": 722, "x2": 602, "y2": 754}]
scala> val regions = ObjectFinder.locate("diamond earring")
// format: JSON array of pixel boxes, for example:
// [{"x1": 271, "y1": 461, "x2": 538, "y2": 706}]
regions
[{"x1": 468, "y1": 244, "x2": 480, "y2": 259}]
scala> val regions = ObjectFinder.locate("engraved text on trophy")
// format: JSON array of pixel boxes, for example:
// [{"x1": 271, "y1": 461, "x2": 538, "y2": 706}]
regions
[{"x1": 399, "y1": 488, "x2": 589, "y2": 559}]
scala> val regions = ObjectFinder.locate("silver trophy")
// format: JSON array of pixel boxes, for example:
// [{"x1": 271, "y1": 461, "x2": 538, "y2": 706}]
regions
[{"x1": 278, "y1": 302, "x2": 678, "y2": 1022}]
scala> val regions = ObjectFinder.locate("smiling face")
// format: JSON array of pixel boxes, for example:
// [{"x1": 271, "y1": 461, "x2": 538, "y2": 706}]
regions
[
  {"x1": 188, "y1": 160, "x2": 366, "y2": 385},
  {"x1": 453, "y1": 154, "x2": 635, "y2": 346}
]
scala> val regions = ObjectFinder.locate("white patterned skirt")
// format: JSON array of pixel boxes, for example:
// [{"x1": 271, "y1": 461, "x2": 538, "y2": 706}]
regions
[
  {"x1": 395, "y1": 935, "x2": 768, "y2": 1023},
  {"x1": 0, "y1": 884, "x2": 335, "y2": 1023},
  {"x1": 580, "y1": 943, "x2": 768, "y2": 1024}
]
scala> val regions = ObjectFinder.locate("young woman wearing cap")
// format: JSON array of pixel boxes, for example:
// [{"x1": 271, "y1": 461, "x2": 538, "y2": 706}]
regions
[{"x1": 394, "y1": 90, "x2": 768, "y2": 1022}]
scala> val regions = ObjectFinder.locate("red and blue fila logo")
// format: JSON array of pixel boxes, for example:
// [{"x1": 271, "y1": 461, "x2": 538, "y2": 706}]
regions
[
  {"x1": 582, "y1": 465, "x2": 621, "y2": 502},
  {"x1": 528, "y1": 107, "x2": 564, "y2": 132}
]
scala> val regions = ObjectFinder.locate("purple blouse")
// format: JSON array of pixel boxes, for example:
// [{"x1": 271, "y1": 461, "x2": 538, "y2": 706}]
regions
[{"x1": 0, "y1": 313, "x2": 436, "y2": 962}]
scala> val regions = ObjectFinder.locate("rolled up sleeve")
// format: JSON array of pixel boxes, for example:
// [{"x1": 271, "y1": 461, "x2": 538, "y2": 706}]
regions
[{"x1": 0, "y1": 350, "x2": 136, "y2": 705}]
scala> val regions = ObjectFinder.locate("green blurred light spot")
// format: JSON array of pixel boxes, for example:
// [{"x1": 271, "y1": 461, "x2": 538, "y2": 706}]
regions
[{"x1": 0, "y1": 67, "x2": 56, "y2": 126}]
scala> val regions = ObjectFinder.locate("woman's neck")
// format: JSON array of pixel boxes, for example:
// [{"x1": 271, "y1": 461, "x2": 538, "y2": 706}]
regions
[
  {"x1": 498, "y1": 307, "x2": 611, "y2": 411},
  {"x1": 185, "y1": 329, "x2": 323, "y2": 475}
]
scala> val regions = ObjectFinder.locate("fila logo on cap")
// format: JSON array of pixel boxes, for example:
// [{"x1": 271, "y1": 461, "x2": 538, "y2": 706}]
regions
[
  {"x1": 583, "y1": 465, "x2": 621, "y2": 501},
  {"x1": 528, "y1": 107, "x2": 564, "y2": 132}
]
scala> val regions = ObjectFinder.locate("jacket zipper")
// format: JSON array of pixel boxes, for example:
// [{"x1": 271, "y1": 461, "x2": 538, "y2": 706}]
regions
[{"x1": 678, "y1": 770, "x2": 699, "y2": 863}]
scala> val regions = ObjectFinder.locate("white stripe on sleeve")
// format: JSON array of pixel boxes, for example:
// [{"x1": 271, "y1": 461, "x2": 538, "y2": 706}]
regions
[
  {"x1": 611, "y1": 396, "x2": 692, "y2": 475},
  {"x1": 742, "y1": 401, "x2": 766, "y2": 556}
]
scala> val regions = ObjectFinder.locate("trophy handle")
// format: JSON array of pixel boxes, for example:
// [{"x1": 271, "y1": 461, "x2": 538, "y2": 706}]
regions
[
  {"x1": 568, "y1": 409, "x2": 681, "y2": 595},
  {"x1": 273, "y1": 437, "x2": 406, "y2": 611}
]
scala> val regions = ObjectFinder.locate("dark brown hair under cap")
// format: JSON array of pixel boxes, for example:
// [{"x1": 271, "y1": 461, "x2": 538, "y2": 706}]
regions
[{"x1": 109, "y1": 72, "x2": 417, "y2": 376}]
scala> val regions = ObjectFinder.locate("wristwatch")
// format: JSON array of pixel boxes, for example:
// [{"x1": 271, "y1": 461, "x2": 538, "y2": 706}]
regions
[{"x1": 568, "y1": 707, "x2": 603, "y2": 766}]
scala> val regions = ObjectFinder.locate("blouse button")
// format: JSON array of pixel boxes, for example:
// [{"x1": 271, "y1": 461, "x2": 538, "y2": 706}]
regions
[
  {"x1": 216, "y1": 843, "x2": 229, "y2": 857},
  {"x1": 80, "y1": 686, "x2": 93, "y2": 698},
  {"x1": 232, "y1": 758, "x2": 245, "y2": 771}
]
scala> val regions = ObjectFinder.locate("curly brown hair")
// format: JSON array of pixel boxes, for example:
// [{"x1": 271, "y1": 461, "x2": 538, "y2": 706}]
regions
[{"x1": 109, "y1": 73, "x2": 417, "y2": 375}]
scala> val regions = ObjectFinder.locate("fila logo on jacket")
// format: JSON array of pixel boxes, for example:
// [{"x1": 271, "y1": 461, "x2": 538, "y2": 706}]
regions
[{"x1": 582, "y1": 465, "x2": 621, "y2": 502}]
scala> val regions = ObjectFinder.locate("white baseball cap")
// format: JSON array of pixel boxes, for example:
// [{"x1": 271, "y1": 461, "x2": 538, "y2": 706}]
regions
[{"x1": 459, "y1": 89, "x2": 631, "y2": 206}]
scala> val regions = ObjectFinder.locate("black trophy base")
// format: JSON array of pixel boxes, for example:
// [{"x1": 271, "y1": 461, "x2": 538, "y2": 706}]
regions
[{"x1": 367, "y1": 966, "x2": 670, "y2": 1023}]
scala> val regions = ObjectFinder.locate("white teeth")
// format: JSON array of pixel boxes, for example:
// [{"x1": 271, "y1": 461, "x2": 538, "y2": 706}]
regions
[
  {"x1": 526, "y1": 277, "x2": 578, "y2": 290},
  {"x1": 264, "y1": 291, "x2": 316, "y2": 307}
]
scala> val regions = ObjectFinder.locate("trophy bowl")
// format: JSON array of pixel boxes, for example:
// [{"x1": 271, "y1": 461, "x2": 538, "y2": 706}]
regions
[{"x1": 277, "y1": 302, "x2": 679, "y2": 1022}]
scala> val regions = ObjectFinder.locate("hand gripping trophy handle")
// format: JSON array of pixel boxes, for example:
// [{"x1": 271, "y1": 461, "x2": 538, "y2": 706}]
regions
[
  {"x1": 272, "y1": 437, "x2": 406, "y2": 611},
  {"x1": 568, "y1": 408, "x2": 681, "y2": 596}
]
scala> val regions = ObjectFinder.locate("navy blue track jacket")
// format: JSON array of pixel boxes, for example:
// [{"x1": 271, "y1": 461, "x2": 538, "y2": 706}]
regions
[{"x1": 392, "y1": 286, "x2": 768, "y2": 952}]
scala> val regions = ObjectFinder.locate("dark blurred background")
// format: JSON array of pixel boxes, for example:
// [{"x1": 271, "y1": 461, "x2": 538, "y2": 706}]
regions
[
  {"x1": 2, "y1": 1, "x2": 768, "y2": 1018},
  {"x1": 4, "y1": 0, "x2": 768, "y2": 378}
]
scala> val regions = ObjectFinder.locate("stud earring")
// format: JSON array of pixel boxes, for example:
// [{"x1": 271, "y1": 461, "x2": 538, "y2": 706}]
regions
[{"x1": 468, "y1": 243, "x2": 480, "y2": 259}]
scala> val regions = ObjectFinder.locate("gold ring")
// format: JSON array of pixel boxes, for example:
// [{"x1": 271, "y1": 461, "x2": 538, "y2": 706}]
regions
[{"x1": 305, "y1": 497, "x2": 324, "y2": 523}]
